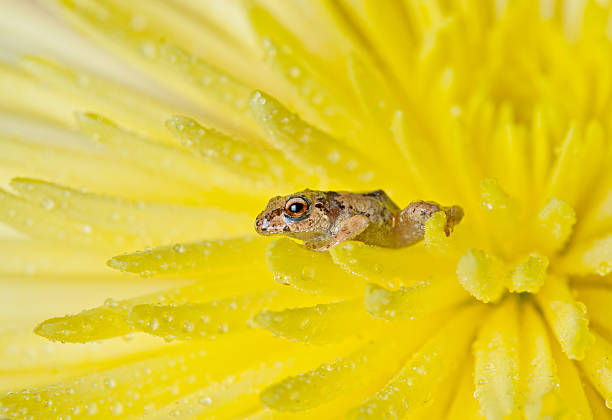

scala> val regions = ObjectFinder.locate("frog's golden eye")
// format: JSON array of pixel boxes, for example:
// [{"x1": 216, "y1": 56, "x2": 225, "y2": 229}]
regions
[{"x1": 284, "y1": 196, "x2": 310, "y2": 220}]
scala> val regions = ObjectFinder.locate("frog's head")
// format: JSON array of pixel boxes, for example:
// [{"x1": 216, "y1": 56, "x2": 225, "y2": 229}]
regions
[{"x1": 254, "y1": 189, "x2": 335, "y2": 241}]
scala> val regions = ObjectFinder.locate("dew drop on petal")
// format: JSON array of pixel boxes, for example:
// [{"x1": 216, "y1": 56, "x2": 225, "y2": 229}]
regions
[
  {"x1": 41, "y1": 198, "x2": 55, "y2": 210},
  {"x1": 109, "y1": 402, "x2": 123, "y2": 416}
]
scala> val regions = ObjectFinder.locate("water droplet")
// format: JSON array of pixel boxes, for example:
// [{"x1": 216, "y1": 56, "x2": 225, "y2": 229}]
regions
[
  {"x1": 301, "y1": 266, "x2": 315, "y2": 280},
  {"x1": 104, "y1": 378, "x2": 116, "y2": 389},
  {"x1": 201, "y1": 75, "x2": 212, "y2": 85},
  {"x1": 344, "y1": 160, "x2": 357, "y2": 170},
  {"x1": 77, "y1": 75, "x2": 90, "y2": 87},
  {"x1": 150, "y1": 318, "x2": 159, "y2": 331},
  {"x1": 199, "y1": 396, "x2": 212, "y2": 406},
  {"x1": 597, "y1": 262, "x2": 610, "y2": 275},
  {"x1": 104, "y1": 298, "x2": 118, "y2": 308},
  {"x1": 130, "y1": 15, "x2": 147, "y2": 31},
  {"x1": 359, "y1": 171, "x2": 374, "y2": 182},
  {"x1": 24, "y1": 264, "x2": 36, "y2": 275},
  {"x1": 140, "y1": 42, "x2": 157, "y2": 59},
  {"x1": 172, "y1": 244, "x2": 186, "y2": 253},
  {"x1": 82, "y1": 225, "x2": 92, "y2": 234},
  {"x1": 288, "y1": 66, "x2": 301, "y2": 78},
  {"x1": 327, "y1": 150, "x2": 340, "y2": 163},
  {"x1": 41, "y1": 198, "x2": 55, "y2": 210},
  {"x1": 109, "y1": 402, "x2": 123, "y2": 416},
  {"x1": 183, "y1": 321, "x2": 195, "y2": 333},
  {"x1": 86, "y1": 402, "x2": 98, "y2": 415}
]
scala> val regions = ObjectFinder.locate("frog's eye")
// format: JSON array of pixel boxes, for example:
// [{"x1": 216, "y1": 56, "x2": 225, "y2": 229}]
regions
[{"x1": 284, "y1": 196, "x2": 310, "y2": 220}]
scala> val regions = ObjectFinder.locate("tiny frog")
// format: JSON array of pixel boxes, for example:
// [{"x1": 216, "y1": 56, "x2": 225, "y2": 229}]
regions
[{"x1": 254, "y1": 189, "x2": 463, "y2": 251}]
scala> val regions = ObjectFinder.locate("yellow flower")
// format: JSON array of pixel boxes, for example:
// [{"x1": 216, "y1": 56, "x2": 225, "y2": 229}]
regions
[{"x1": 1, "y1": 0, "x2": 612, "y2": 419}]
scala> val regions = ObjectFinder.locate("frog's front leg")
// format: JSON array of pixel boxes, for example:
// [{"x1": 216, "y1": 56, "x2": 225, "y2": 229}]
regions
[{"x1": 309, "y1": 215, "x2": 370, "y2": 252}]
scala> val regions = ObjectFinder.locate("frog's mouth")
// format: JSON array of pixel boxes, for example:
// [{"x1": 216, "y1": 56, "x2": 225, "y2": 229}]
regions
[
  {"x1": 254, "y1": 210, "x2": 291, "y2": 235},
  {"x1": 254, "y1": 213, "x2": 275, "y2": 235}
]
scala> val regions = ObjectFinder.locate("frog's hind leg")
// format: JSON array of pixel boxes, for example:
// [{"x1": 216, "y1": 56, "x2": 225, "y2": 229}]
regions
[{"x1": 393, "y1": 201, "x2": 464, "y2": 247}]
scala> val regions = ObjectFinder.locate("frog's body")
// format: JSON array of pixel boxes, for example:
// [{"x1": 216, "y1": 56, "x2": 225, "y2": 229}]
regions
[{"x1": 254, "y1": 189, "x2": 463, "y2": 251}]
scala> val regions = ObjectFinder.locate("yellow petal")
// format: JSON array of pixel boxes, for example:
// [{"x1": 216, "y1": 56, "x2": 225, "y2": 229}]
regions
[
  {"x1": 0, "y1": 188, "x2": 126, "y2": 249},
  {"x1": 446, "y1": 359, "x2": 485, "y2": 420},
  {"x1": 166, "y1": 115, "x2": 291, "y2": 188},
  {"x1": 561, "y1": 234, "x2": 612, "y2": 276},
  {"x1": 10, "y1": 177, "x2": 252, "y2": 245},
  {"x1": 530, "y1": 107, "x2": 551, "y2": 200},
  {"x1": 584, "y1": 380, "x2": 610, "y2": 419},
  {"x1": 473, "y1": 298, "x2": 521, "y2": 419},
  {"x1": 534, "y1": 197, "x2": 577, "y2": 255},
  {"x1": 346, "y1": 304, "x2": 483, "y2": 419},
  {"x1": 520, "y1": 302, "x2": 558, "y2": 420},
  {"x1": 109, "y1": 237, "x2": 268, "y2": 278},
  {"x1": 364, "y1": 276, "x2": 468, "y2": 320},
  {"x1": 20, "y1": 56, "x2": 177, "y2": 144},
  {"x1": 330, "y1": 241, "x2": 453, "y2": 289},
  {"x1": 536, "y1": 276, "x2": 594, "y2": 360},
  {"x1": 508, "y1": 253, "x2": 549, "y2": 293},
  {"x1": 254, "y1": 299, "x2": 384, "y2": 344},
  {"x1": 550, "y1": 334, "x2": 593, "y2": 418},
  {"x1": 574, "y1": 284, "x2": 612, "y2": 337},
  {"x1": 490, "y1": 111, "x2": 530, "y2": 206},
  {"x1": 35, "y1": 270, "x2": 274, "y2": 343},
  {"x1": 0, "y1": 331, "x2": 346, "y2": 420},
  {"x1": 128, "y1": 289, "x2": 315, "y2": 341},
  {"x1": 260, "y1": 329, "x2": 433, "y2": 413},
  {"x1": 578, "y1": 332, "x2": 612, "y2": 410},
  {"x1": 35, "y1": 300, "x2": 134, "y2": 343},
  {"x1": 0, "y1": 240, "x2": 115, "y2": 277},
  {"x1": 361, "y1": 0, "x2": 414, "y2": 93},
  {"x1": 479, "y1": 177, "x2": 520, "y2": 257},
  {"x1": 249, "y1": 90, "x2": 382, "y2": 189},
  {"x1": 252, "y1": 8, "x2": 358, "y2": 136},
  {"x1": 457, "y1": 248, "x2": 507, "y2": 303},
  {"x1": 0, "y1": 63, "x2": 75, "y2": 126},
  {"x1": 142, "y1": 360, "x2": 299, "y2": 419},
  {"x1": 423, "y1": 211, "x2": 451, "y2": 254},
  {"x1": 545, "y1": 122, "x2": 606, "y2": 209},
  {"x1": 390, "y1": 110, "x2": 450, "y2": 200},
  {"x1": 0, "y1": 132, "x2": 204, "y2": 203},
  {"x1": 76, "y1": 112, "x2": 261, "y2": 200},
  {"x1": 266, "y1": 238, "x2": 365, "y2": 297},
  {"x1": 55, "y1": 0, "x2": 261, "y2": 138},
  {"x1": 0, "y1": 323, "x2": 163, "y2": 393}
]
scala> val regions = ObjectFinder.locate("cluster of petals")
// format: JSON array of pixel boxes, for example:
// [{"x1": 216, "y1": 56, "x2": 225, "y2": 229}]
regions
[{"x1": 0, "y1": 0, "x2": 611, "y2": 419}]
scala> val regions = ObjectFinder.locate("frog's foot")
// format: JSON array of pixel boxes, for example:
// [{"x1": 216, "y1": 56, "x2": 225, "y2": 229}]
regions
[
  {"x1": 443, "y1": 205, "x2": 464, "y2": 236},
  {"x1": 394, "y1": 201, "x2": 463, "y2": 246},
  {"x1": 306, "y1": 215, "x2": 369, "y2": 252}
]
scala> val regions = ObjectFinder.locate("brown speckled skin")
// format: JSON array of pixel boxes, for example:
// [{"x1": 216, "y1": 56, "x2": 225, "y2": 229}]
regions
[{"x1": 255, "y1": 189, "x2": 463, "y2": 251}]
